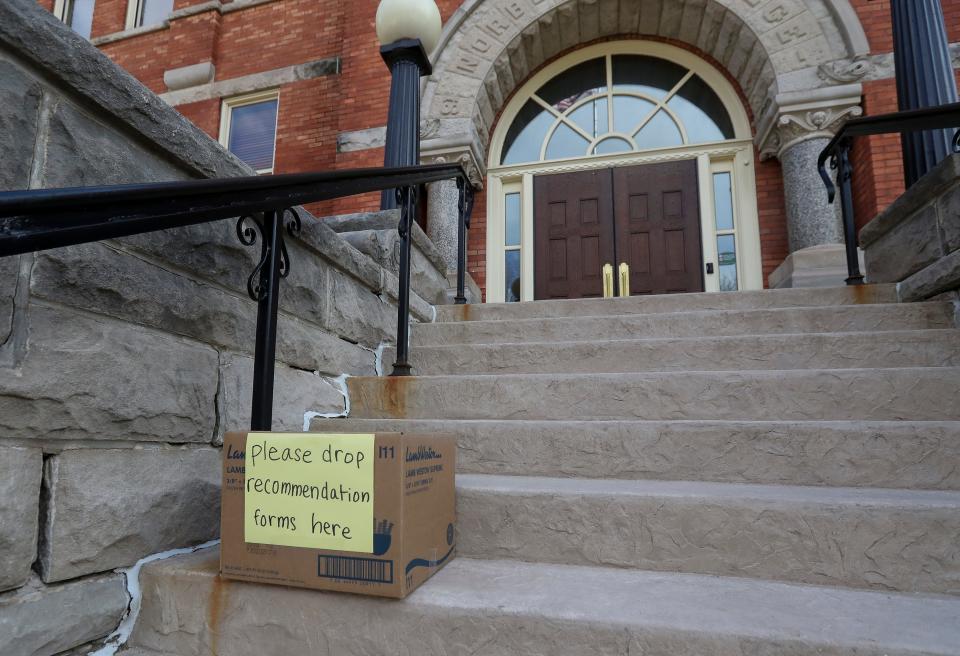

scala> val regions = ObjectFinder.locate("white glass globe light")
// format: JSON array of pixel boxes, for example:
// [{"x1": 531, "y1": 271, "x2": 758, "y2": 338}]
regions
[{"x1": 375, "y1": 0, "x2": 442, "y2": 53}]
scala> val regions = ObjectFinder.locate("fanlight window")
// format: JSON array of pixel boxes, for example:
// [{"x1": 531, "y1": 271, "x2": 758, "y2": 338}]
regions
[{"x1": 501, "y1": 55, "x2": 735, "y2": 165}]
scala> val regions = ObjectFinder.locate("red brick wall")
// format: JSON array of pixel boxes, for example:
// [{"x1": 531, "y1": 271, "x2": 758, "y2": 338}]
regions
[{"x1": 755, "y1": 154, "x2": 789, "y2": 286}]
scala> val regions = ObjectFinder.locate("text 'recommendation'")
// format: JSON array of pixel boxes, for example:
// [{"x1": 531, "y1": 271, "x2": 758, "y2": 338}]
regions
[{"x1": 244, "y1": 432, "x2": 375, "y2": 552}]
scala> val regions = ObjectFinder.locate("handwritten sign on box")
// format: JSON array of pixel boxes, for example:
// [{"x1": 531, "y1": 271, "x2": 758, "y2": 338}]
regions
[{"x1": 244, "y1": 432, "x2": 375, "y2": 552}]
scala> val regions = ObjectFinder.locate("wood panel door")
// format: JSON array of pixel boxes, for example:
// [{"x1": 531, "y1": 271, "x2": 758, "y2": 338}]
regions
[
  {"x1": 612, "y1": 160, "x2": 703, "y2": 295},
  {"x1": 533, "y1": 169, "x2": 615, "y2": 300}
]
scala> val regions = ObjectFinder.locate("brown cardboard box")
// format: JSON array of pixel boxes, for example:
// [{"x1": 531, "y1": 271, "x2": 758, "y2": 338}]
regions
[{"x1": 220, "y1": 431, "x2": 456, "y2": 598}]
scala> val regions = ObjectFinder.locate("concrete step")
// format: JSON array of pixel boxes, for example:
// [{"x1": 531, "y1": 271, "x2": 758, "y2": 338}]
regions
[
  {"x1": 391, "y1": 329, "x2": 960, "y2": 375},
  {"x1": 414, "y1": 302, "x2": 955, "y2": 346},
  {"x1": 435, "y1": 285, "x2": 899, "y2": 322},
  {"x1": 346, "y1": 368, "x2": 960, "y2": 422},
  {"x1": 127, "y1": 549, "x2": 960, "y2": 656},
  {"x1": 310, "y1": 418, "x2": 960, "y2": 490},
  {"x1": 456, "y1": 474, "x2": 960, "y2": 595}
]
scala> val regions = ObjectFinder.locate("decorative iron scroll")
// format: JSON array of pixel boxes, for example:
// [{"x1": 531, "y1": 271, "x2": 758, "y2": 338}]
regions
[{"x1": 236, "y1": 208, "x2": 302, "y2": 302}]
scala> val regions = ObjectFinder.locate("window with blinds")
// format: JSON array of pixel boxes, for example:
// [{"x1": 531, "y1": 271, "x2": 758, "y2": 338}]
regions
[{"x1": 224, "y1": 97, "x2": 279, "y2": 174}]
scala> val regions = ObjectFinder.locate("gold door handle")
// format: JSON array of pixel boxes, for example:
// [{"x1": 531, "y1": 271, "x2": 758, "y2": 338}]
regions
[
  {"x1": 618, "y1": 262, "x2": 630, "y2": 297},
  {"x1": 602, "y1": 263, "x2": 614, "y2": 298}
]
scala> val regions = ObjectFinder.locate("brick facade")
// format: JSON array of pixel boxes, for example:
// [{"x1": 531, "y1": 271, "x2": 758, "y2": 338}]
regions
[{"x1": 40, "y1": 0, "x2": 960, "y2": 298}]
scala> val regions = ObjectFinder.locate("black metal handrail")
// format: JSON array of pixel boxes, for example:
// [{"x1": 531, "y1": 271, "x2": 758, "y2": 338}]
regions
[
  {"x1": 818, "y1": 101, "x2": 960, "y2": 285},
  {"x1": 0, "y1": 163, "x2": 474, "y2": 429}
]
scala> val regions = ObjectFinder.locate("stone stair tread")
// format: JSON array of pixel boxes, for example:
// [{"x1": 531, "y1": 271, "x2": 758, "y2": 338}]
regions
[
  {"x1": 456, "y1": 473, "x2": 960, "y2": 507},
  {"x1": 391, "y1": 328, "x2": 960, "y2": 374},
  {"x1": 346, "y1": 367, "x2": 960, "y2": 421},
  {"x1": 411, "y1": 328, "x2": 960, "y2": 347},
  {"x1": 129, "y1": 548, "x2": 960, "y2": 655},
  {"x1": 312, "y1": 418, "x2": 960, "y2": 489},
  {"x1": 416, "y1": 302, "x2": 955, "y2": 345},
  {"x1": 434, "y1": 284, "x2": 899, "y2": 322},
  {"x1": 455, "y1": 474, "x2": 960, "y2": 594}
]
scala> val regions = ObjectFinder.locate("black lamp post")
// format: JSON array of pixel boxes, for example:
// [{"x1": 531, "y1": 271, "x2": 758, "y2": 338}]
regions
[
  {"x1": 376, "y1": 0, "x2": 441, "y2": 375},
  {"x1": 891, "y1": 0, "x2": 960, "y2": 187}
]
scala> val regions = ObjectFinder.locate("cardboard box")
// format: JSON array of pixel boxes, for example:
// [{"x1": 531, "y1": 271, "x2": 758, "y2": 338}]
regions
[{"x1": 220, "y1": 431, "x2": 456, "y2": 598}]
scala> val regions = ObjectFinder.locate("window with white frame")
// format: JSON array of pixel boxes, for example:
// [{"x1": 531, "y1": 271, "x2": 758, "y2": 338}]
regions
[
  {"x1": 54, "y1": 0, "x2": 96, "y2": 39},
  {"x1": 711, "y1": 167, "x2": 739, "y2": 291},
  {"x1": 220, "y1": 92, "x2": 280, "y2": 174},
  {"x1": 126, "y1": 0, "x2": 174, "y2": 29}
]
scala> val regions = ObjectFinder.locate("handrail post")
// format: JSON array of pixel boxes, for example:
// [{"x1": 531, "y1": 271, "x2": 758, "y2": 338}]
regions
[
  {"x1": 454, "y1": 176, "x2": 473, "y2": 305},
  {"x1": 834, "y1": 141, "x2": 864, "y2": 286},
  {"x1": 250, "y1": 210, "x2": 283, "y2": 429},
  {"x1": 391, "y1": 185, "x2": 416, "y2": 376}
]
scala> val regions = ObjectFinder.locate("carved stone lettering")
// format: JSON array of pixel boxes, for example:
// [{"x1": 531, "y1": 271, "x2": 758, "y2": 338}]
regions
[
  {"x1": 763, "y1": 4, "x2": 790, "y2": 24},
  {"x1": 440, "y1": 97, "x2": 462, "y2": 116},
  {"x1": 482, "y1": 15, "x2": 514, "y2": 38},
  {"x1": 776, "y1": 24, "x2": 808, "y2": 45},
  {"x1": 471, "y1": 36, "x2": 493, "y2": 54},
  {"x1": 505, "y1": 2, "x2": 525, "y2": 20},
  {"x1": 454, "y1": 52, "x2": 483, "y2": 76}
]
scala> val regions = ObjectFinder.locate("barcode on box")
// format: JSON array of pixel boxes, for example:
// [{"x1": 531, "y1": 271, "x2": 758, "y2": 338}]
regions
[{"x1": 317, "y1": 555, "x2": 394, "y2": 583}]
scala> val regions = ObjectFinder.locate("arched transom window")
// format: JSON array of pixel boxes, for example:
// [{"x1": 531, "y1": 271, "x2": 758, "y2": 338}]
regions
[{"x1": 502, "y1": 55, "x2": 736, "y2": 165}]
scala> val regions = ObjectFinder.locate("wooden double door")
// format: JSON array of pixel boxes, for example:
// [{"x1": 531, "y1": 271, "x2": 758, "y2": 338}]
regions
[{"x1": 533, "y1": 160, "x2": 703, "y2": 300}]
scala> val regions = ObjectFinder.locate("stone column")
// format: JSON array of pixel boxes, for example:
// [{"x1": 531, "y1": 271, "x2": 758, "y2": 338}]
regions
[
  {"x1": 760, "y1": 85, "x2": 863, "y2": 288},
  {"x1": 780, "y1": 137, "x2": 844, "y2": 252},
  {"x1": 426, "y1": 178, "x2": 460, "y2": 270}
]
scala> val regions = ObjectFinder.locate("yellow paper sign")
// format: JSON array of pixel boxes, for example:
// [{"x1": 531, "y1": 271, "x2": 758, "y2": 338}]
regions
[{"x1": 244, "y1": 432, "x2": 375, "y2": 552}]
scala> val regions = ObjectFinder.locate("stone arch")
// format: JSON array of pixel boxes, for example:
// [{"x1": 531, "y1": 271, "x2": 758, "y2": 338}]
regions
[{"x1": 420, "y1": 0, "x2": 870, "y2": 175}]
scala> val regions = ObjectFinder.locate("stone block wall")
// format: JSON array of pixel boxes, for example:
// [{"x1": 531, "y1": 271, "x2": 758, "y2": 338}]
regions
[
  {"x1": 860, "y1": 154, "x2": 960, "y2": 302},
  {"x1": 324, "y1": 210, "x2": 482, "y2": 305},
  {"x1": 0, "y1": 3, "x2": 441, "y2": 654}
]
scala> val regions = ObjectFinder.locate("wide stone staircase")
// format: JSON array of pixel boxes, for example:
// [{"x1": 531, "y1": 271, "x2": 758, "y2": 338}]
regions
[{"x1": 125, "y1": 285, "x2": 960, "y2": 655}]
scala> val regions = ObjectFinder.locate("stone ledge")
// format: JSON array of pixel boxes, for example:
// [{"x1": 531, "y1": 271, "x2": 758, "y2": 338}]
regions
[
  {"x1": 90, "y1": 22, "x2": 167, "y2": 46},
  {"x1": 861, "y1": 154, "x2": 960, "y2": 248},
  {"x1": 0, "y1": 573, "x2": 128, "y2": 656},
  {"x1": 161, "y1": 57, "x2": 339, "y2": 106},
  {"x1": 324, "y1": 210, "x2": 451, "y2": 282},
  {"x1": 861, "y1": 154, "x2": 960, "y2": 297},
  {"x1": 162, "y1": 62, "x2": 215, "y2": 92},
  {"x1": 91, "y1": 0, "x2": 284, "y2": 46},
  {"x1": 899, "y1": 249, "x2": 960, "y2": 303}
]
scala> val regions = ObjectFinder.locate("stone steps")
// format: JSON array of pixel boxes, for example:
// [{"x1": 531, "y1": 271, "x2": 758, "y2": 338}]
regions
[
  {"x1": 434, "y1": 284, "x2": 899, "y2": 322},
  {"x1": 346, "y1": 367, "x2": 960, "y2": 421},
  {"x1": 389, "y1": 329, "x2": 960, "y2": 375},
  {"x1": 312, "y1": 418, "x2": 960, "y2": 490},
  {"x1": 126, "y1": 548, "x2": 960, "y2": 656},
  {"x1": 123, "y1": 285, "x2": 960, "y2": 655},
  {"x1": 456, "y1": 474, "x2": 960, "y2": 595},
  {"x1": 414, "y1": 302, "x2": 954, "y2": 345}
]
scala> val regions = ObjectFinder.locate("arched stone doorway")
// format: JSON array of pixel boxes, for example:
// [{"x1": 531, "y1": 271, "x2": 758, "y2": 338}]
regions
[
  {"x1": 486, "y1": 40, "x2": 761, "y2": 301},
  {"x1": 421, "y1": 0, "x2": 871, "y2": 296}
]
